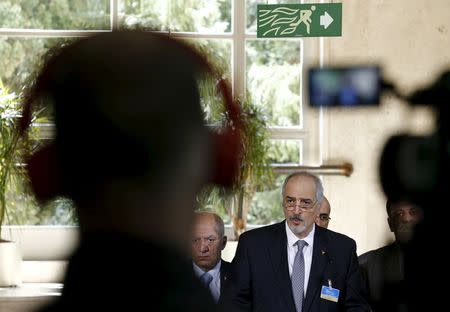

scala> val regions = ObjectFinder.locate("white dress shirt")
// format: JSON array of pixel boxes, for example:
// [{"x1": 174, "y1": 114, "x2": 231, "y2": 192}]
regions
[
  {"x1": 193, "y1": 260, "x2": 222, "y2": 302},
  {"x1": 286, "y1": 222, "x2": 315, "y2": 295}
]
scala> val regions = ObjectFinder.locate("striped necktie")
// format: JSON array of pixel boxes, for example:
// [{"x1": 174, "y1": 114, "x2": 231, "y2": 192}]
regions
[
  {"x1": 200, "y1": 272, "x2": 213, "y2": 287},
  {"x1": 292, "y1": 240, "x2": 308, "y2": 312}
]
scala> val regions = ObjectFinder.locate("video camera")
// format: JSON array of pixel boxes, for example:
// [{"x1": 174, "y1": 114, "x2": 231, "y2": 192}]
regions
[
  {"x1": 308, "y1": 65, "x2": 449, "y2": 209},
  {"x1": 308, "y1": 65, "x2": 450, "y2": 310}
]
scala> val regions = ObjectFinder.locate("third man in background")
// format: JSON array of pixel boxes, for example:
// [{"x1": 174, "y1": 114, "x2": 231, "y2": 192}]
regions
[
  {"x1": 358, "y1": 199, "x2": 423, "y2": 311},
  {"x1": 315, "y1": 196, "x2": 331, "y2": 228}
]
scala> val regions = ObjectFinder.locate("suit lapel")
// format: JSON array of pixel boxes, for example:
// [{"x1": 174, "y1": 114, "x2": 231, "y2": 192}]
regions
[
  {"x1": 303, "y1": 226, "x2": 330, "y2": 312},
  {"x1": 219, "y1": 260, "x2": 229, "y2": 296},
  {"x1": 268, "y1": 221, "x2": 297, "y2": 312}
]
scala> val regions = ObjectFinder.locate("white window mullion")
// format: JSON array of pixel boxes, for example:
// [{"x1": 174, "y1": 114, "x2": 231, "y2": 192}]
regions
[
  {"x1": 232, "y1": 0, "x2": 246, "y2": 98},
  {"x1": 111, "y1": 0, "x2": 119, "y2": 30}
]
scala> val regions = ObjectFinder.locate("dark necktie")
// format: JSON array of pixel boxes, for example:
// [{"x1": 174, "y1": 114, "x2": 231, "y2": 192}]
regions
[
  {"x1": 292, "y1": 240, "x2": 308, "y2": 312},
  {"x1": 200, "y1": 272, "x2": 213, "y2": 287}
]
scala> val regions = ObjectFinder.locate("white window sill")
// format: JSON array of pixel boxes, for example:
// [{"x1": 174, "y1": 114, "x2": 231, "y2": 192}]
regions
[{"x1": 0, "y1": 282, "x2": 61, "y2": 312}]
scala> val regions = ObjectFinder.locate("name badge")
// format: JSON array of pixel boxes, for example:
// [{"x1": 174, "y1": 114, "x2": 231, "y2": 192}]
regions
[{"x1": 320, "y1": 285, "x2": 340, "y2": 302}]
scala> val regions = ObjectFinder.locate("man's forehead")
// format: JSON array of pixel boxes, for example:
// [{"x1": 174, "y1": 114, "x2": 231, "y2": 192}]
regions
[
  {"x1": 391, "y1": 202, "x2": 417, "y2": 211},
  {"x1": 285, "y1": 176, "x2": 316, "y2": 195},
  {"x1": 286, "y1": 175, "x2": 316, "y2": 187}
]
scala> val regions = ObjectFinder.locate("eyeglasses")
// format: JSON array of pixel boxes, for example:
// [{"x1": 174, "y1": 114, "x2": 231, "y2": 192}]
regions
[
  {"x1": 318, "y1": 213, "x2": 331, "y2": 221},
  {"x1": 284, "y1": 197, "x2": 317, "y2": 211}
]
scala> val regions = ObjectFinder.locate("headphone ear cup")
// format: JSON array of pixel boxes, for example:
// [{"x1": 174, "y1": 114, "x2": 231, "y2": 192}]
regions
[
  {"x1": 26, "y1": 143, "x2": 62, "y2": 203},
  {"x1": 211, "y1": 129, "x2": 241, "y2": 188}
]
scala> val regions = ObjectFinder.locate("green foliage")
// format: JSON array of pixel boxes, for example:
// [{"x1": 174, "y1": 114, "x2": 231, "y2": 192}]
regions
[
  {"x1": 197, "y1": 93, "x2": 275, "y2": 223},
  {"x1": 0, "y1": 0, "x2": 304, "y2": 226},
  {"x1": 246, "y1": 40, "x2": 302, "y2": 127},
  {"x1": 247, "y1": 174, "x2": 286, "y2": 225},
  {"x1": 119, "y1": 0, "x2": 230, "y2": 32},
  {"x1": 0, "y1": 80, "x2": 29, "y2": 236},
  {"x1": 0, "y1": 1, "x2": 109, "y2": 30},
  {"x1": 234, "y1": 95, "x2": 274, "y2": 195}
]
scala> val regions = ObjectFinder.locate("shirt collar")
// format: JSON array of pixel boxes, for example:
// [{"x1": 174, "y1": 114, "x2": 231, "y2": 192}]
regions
[{"x1": 192, "y1": 260, "x2": 222, "y2": 279}]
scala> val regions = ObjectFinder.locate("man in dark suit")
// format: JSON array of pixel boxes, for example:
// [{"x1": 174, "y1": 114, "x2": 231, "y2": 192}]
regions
[
  {"x1": 230, "y1": 172, "x2": 369, "y2": 312},
  {"x1": 358, "y1": 199, "x2": 423, "y2": 311},
  {"x1": 191, "y1": 212, "x2": 231, "y2": 305}
]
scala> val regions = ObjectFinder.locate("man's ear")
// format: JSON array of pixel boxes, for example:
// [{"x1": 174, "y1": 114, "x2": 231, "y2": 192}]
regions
[{"x1": 221, "y1": 236, "x2": 227, "y2": 250}]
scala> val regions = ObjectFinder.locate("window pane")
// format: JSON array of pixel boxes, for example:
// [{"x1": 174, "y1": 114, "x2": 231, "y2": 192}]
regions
[
  {"x1": 268, "y1": 140, "x2": 301, "y2": 164},
  {"x1": 186, "y1": 39, "x2": 231, "y2": 76},
  {"x1": 247, "y1": 174, "x2": 286, "y2": 225},
  {"x1": 119, "y1": 0, "x2": 231, "y2": 33},
  {"x1": 246, "y1": 39, "x2": 302, "y2": 126},
  {"x1": 185, "y1": 39, "x2": 232, "y2": 124},
  {"x1": 0, "y1": 1, "x2": 110, "y2": 30},
  {"x1": 0, "y1": 37, "x2": 76, "y2": 225},
  {"x1": 246, "y1": 0, "x2": 295, "y2": 33},
  {"x1": 0, "y1": 37, "x2": 73, "y2": 94}
]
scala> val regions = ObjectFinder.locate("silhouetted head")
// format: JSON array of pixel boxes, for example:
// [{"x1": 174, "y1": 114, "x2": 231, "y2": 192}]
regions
[{"x1": 22, "y1": 30, "x2": 241, "y2": 247}]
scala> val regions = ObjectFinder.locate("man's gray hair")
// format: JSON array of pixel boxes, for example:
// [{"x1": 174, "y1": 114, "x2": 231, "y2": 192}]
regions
[{"x1": 281, "y1": 171, "x2": 324, "y2": 204}]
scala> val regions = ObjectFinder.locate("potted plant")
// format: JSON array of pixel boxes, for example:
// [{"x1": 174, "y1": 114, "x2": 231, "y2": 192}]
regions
[
  {"x1": 198, "y1": 93, "x2": 274, "y2": 239},
  {"x1": 0, "y1": 80, "x2": 26, "y2": 286},
  {"x1": 0, "y1": 79, "x2": 42, "y2": 286}
]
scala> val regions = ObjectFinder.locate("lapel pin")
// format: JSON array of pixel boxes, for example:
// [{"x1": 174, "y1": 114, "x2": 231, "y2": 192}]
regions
[{"x1": 321, "y1": 250, "x2": 326, "y2": 255}]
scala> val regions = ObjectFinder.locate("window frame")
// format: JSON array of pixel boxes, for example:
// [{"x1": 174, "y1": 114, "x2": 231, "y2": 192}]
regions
[{"x1": 0, "y1": 0, "x2": 325, "y2": 255}]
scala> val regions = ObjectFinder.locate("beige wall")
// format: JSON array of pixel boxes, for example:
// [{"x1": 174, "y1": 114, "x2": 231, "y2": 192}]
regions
[{"x1": 320, "y1": 0, "x2": 450, "y2": 254}]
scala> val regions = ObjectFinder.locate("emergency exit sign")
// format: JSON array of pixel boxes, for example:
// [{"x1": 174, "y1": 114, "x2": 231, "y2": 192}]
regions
[{"x1": 257, "y1": 3, "x2": 342, "y2": 38}]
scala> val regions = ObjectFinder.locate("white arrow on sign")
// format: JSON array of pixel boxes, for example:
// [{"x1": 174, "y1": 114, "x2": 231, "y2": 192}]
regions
[{"x1": 320, "y1": 11, "x2": 334, "y2": 29}]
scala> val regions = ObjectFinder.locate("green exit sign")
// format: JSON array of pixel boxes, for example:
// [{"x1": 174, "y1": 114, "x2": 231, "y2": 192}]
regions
[{"x1": 257, "y1": 3, "x2": 342, "y2": 38}]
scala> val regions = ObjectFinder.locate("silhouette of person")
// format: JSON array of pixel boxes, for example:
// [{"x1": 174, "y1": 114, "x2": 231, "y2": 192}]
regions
[
  {"x1": 20, "y1": 30, "x2": 241, "y2": 312},
  {"x1": 358, "y1": 199, "x2": 423, "y2": 312},
  {"x1": 191, "y1": 212, "x2": 231, "y2": 304}
]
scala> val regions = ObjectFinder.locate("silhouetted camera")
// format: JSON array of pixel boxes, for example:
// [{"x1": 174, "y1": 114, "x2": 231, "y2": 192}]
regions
[
  {"x1": 308, "y1": 66, "x2": 450, "y2": 310},
  {"x1": 308, "y1": 66, "x2": 450, "y2": 209}
]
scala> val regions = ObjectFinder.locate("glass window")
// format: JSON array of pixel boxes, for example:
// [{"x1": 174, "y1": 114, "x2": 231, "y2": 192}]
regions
[
  {"x1": 185, "y1": 39, "x2": 232, "y2": 77},
  {"x1": 246, "y1": 39, "x2": 302, "y2": 127},
  {"x1": 0, "y1": 0, "x2": 314, "y2": 229},
  {"x1": 0, "y1": 1, "x2": 110, "y2": 30},
  {"x1": 268, "y1": 140, "x2": 302, "y2": 164},
  {"x1": 247, "y1": 174, "x2": 286, "y2": 225},
  {"x1": 0, "y1": 37, "x2": 72, "y2": 94},
  {"x1": 119, "y1": 0, "x2": 232, "y2": 33}
]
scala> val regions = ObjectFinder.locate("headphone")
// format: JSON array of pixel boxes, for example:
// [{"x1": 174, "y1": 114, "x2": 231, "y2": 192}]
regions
[{"x1": 20, "y1": 31, "x2": 242, "y2": 203}]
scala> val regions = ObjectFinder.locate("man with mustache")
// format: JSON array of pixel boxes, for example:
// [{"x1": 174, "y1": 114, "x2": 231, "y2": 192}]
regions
[
  {"x1": 358, "y1": 199, "x2": 423, "y2": 311},
  {"x1": 230, "y1": 172, "x2": 369, "y2": 312}
]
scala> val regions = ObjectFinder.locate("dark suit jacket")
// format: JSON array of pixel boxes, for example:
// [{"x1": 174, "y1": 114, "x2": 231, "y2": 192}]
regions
[
  {"x1": 358, "y1": 242, "x2": 407, "y2": 312},
  {"x1": 191, "y1": 259, "x2": 232, "y2": 306},
  {"x1": 218, "y1": 260, "x2": 231, "y2": 305},
  {"x1": 230, "y1": 221, "x2": 370, "y2": 312},
  {"x1": 40, "y1": 232, "x2": 219, "y2": 312}
]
